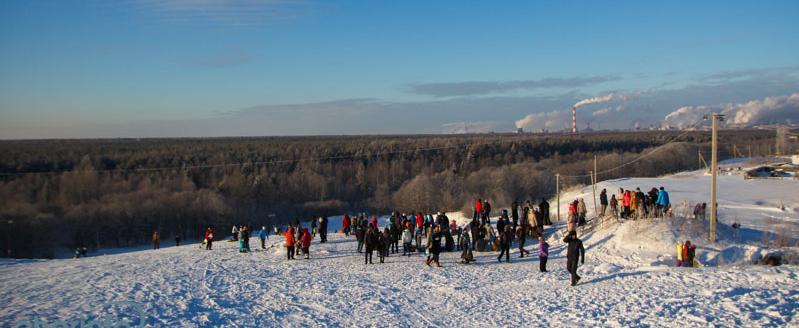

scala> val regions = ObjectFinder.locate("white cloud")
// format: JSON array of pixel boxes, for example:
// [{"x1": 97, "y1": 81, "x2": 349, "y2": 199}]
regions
[
  {"x1": 514, "y1": 110, "x2": 571, "y2": 132},
  {"x1": 440, "y1": 121, "x2": 497, "y2": 134}
]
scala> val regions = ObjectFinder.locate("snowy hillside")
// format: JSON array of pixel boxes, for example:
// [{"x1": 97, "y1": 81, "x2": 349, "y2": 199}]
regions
[{"x1": 1, "y1": 162, "x2": 798, "y2": 327}]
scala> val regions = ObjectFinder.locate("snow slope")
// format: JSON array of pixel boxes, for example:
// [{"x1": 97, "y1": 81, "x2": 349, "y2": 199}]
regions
[
  {"x1": 1, "y1": 162, "x2": 798, "y2": 327},
  {"x1": 1, "y1": 232, "x2": 797, "y2": 327}
]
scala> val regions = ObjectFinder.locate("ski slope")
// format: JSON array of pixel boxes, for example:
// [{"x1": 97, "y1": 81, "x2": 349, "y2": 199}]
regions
[{"x1": 1, "y1": 163, "x2": 798, "y2": 327}]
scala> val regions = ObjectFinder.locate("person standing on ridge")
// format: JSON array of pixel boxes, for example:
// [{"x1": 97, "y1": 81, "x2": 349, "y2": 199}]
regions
[
  {"x1": 152, "y1": 231, "x2": 160, "y2": 250},
  {"x1": 204, "y1": 228, "x2": 214, "y2": 250}
]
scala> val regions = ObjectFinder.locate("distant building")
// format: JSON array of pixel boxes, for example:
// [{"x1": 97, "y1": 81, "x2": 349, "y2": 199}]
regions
[{"x1": 516, "y1": 128, "x2": 524, "y2": 134}]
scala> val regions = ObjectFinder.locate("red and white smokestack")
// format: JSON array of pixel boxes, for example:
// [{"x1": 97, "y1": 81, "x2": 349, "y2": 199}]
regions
[{"x1": 572, "y1": 106, "x2": 577, "y2": 133}]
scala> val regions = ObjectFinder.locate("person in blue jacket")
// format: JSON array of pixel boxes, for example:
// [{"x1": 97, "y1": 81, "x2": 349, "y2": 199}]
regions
[
  {"x1": 656, "y1": 186, "x2": 670, "y2": 217},
  {"x1": 259, "y1": 226, "x2": 268, "y2": 249}
]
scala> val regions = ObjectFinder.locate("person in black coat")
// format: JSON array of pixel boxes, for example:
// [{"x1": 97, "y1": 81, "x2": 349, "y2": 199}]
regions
[
  {"x1": 563, "y1": 231, "x2": 585, "y2": 286},
  {"x1": 497, "y1": 225, "x2": 512, "y2": 262},
  {"x1": 389, "y1": 223, "x2": 400, "y2": 254},
  {"x1": 364, "y1": 227, "x2": 378, "y2": 264},
  {"x1": 319, "y1": 216, "x2": 328, "y2": 243},
  {"x1": 426, "y1": 227, "x2": 442, "y2": 267},
  {"x1": 355, "y1": 227, "x2": 365, "y2": 253},
  {"x1": 599, "y1": 189, "x2": 608, "y2": 216},
  {"x1": 539, "y1": 198, "x2": 551, "y2": 225},
  {"x1": 511, "y1": 201, "x2": 519, "y2": 231}
]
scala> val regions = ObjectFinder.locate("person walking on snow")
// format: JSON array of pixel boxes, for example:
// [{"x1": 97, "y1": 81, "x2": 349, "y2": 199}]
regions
[
  {"x1": 342, "y1": 214, "x2": 351, "y2": 237},
  {"x1": 378, "y1": 228, "x2": 389, "y2": 263},
  {"x1": 538, "y1": 236, "x2": 549, "y2": 272},
  {"x1": 610, "y1": 194, "x2": 619, "y2": 218},
  {"x1": 239, "y1": 226, "x2": 250, "y2": 253},
  {"x1": 318, "y1": 216, "x2": 328, "y2": 243},
  {"x1": 231, "y1": 225, "x2": 239, "y2": 241},
  {"x1": 517, "y1": 225, "x2": 529, "y2": 258},
  {"x1": 300, "y1": 228, "x2": 312, "y2": 259},
  {"x1": 204, "y1": 228, "x2": 214, "y2": 250},
  {"x1": 657, "y1": 187, "x2": 671, "y2": 217},
  {"x1": 364, "y1": 226, "x2": 377, "y2": 264},
  {"x1": 497, "y1": 225, "x2": 512, "y2": 263},
  {"x1": 426, "y1": 226, "x2": 442, "y2": 267},
  {"x1": 152, "y1": 231, "x2": 160, "y2": 250},
  {"x1": 284, "y1": 227, "x2": 296, "y2": 260},
  {"x1": 259, "y1": 226, "x2": 268, "y2": 249},
  {"x1": 402, "y1": 224, "x2": 413, "y2": 256},
  {"x1": 563, "y1": 231, "x2": 585, "y2": 286},
  {"x1": 460, "y1": 226, "x2": 474, "y2": 264},
  {"x1": 355, "y1": 225, "x2": 365, "y2": 253},
  {"x1": 600, "y1": 189, "x2": 608, "y2": 217}
]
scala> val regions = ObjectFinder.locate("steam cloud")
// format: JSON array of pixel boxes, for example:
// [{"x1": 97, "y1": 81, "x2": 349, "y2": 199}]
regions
[
  {"x1": 573, "y1": 93, "x2": 628, "y2": 108},
  {"x1": 662, "y1": 92, "x2": 799, "y2": 129}
]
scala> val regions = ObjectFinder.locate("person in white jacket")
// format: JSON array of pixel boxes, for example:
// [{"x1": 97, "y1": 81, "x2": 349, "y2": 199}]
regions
[
  {"x1": 401, "y1": 226, "x2": 413, "y2": 256},
  {"x1": 231, "y1": 225, "x2": 239, "y2": 241}
]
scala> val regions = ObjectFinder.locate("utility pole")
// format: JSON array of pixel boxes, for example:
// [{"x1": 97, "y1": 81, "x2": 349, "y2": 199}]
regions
[
  {"x1": 556, "y1": 173, "x2": 561, "y2": 222},
  {"x1": 593, "y1": 155, "x2": 598, "y2": 209},
  {"x1": 709, "y1": 113, "x2": 723, "y2": 242}
]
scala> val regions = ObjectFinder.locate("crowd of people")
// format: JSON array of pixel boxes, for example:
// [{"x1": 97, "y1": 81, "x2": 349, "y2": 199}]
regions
[
  {"x1": 138, "y1": 184, "x2": 701, "y2": 285},
  {"x1": 601, "y1": 186, "x2": 672, "y2": 220}
]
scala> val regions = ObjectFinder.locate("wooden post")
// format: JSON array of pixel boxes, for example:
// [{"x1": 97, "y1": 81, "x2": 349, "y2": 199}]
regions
[
  {"x1": 556, "y1": 173, "x2": 561, "y2": 222},
  {"x1": 710, "y1": 113, "x2": 720, "y2": 242}
]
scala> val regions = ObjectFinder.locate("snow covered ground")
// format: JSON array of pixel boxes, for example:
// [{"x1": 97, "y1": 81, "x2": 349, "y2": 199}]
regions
[{"x1": 1, "y1": 161, "x2": 798, "y2": 327}]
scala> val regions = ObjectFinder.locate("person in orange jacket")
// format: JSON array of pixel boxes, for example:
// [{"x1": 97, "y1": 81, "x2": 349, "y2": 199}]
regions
[
  {"x1": 284, "y1": 227, "x2": 296, "y2": 260},
  {"x1": 300, "y1": 228, "x2": 312, "y2": 259}
]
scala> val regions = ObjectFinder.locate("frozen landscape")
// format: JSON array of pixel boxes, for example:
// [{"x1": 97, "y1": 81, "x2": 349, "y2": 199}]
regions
[{"x1": 1, "y1": 162, "x2": 798, "y2": 327}]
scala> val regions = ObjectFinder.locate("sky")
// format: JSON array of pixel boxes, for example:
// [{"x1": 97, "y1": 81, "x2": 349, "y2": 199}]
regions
[{"x1": 1, "y1": 0, "x2": 798, "y2": 138}]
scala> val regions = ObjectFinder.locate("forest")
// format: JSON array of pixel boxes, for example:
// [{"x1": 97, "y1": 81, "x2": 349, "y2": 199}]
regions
[{"x1": 0, "y1": 129, "x2": 777, "y2": 258}]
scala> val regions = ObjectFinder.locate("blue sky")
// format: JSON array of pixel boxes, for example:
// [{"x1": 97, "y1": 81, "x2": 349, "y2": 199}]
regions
[{"x1": 1, "y1": 0, "x2": 798, "y2": 138}]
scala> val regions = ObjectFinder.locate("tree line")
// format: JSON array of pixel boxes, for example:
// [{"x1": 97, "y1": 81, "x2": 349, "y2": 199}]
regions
[{"x1": 0, "y1": 130, "x2": 775, "y2": 257}]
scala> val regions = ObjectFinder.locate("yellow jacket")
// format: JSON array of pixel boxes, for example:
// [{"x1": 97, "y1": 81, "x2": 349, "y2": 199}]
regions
[{"x1": 676, "y1": 243, "x2": 684, "y2": 261}]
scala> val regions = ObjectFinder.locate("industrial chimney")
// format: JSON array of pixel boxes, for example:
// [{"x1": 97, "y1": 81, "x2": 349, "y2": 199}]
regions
[{"x1": 572, "y1": 106, "x2": 577, "y2": 133}]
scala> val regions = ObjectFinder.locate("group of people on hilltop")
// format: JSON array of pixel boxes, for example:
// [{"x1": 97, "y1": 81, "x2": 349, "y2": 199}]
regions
[{"x1": 603, "y1": 186, "x2": 670, "y2": 220}]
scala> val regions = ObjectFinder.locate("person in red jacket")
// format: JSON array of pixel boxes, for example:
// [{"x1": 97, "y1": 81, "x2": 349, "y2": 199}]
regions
[
  {"x1": 342, "y1": 214, "x2": 351, "y2": 237},
  {"x1": 284, "y1": 227, "x2": 296, "y2": 260},
  {"x1": 622, "y1": 190, "x2": 632, "y2": 218},
  {"x1": 204, "y1": 227, "x2": 214, "y2": 250},
  {"x1": 301, "y1": 228, "x2": 312, "y2": 259},
  {"x1": 474, "y1": 199, "x2": 483, "y2": 220},
  {"x1": 415, "y1": 213, "x2": 424, "y2": 230},
  {"x1": 370, "y1": 215, "x2": 378, "y2": 229}
]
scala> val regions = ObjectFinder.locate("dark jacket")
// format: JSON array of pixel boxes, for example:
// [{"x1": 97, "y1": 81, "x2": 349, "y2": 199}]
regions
[
  {"x1": 430, "y1": 232, "x2": 442, "y2": 254},
  {"x1": 500, "y1": 229, "x2": 512, "y2": 247},
  {"x1": 600, "y1": 191, "x2": 608, "y2": 205},
  {"x1": 564, "y1": 235, "x2": 585, "y2": 264},
  {"x1": 365, "y1": 229, "x2": 379, "y2": 251}
]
